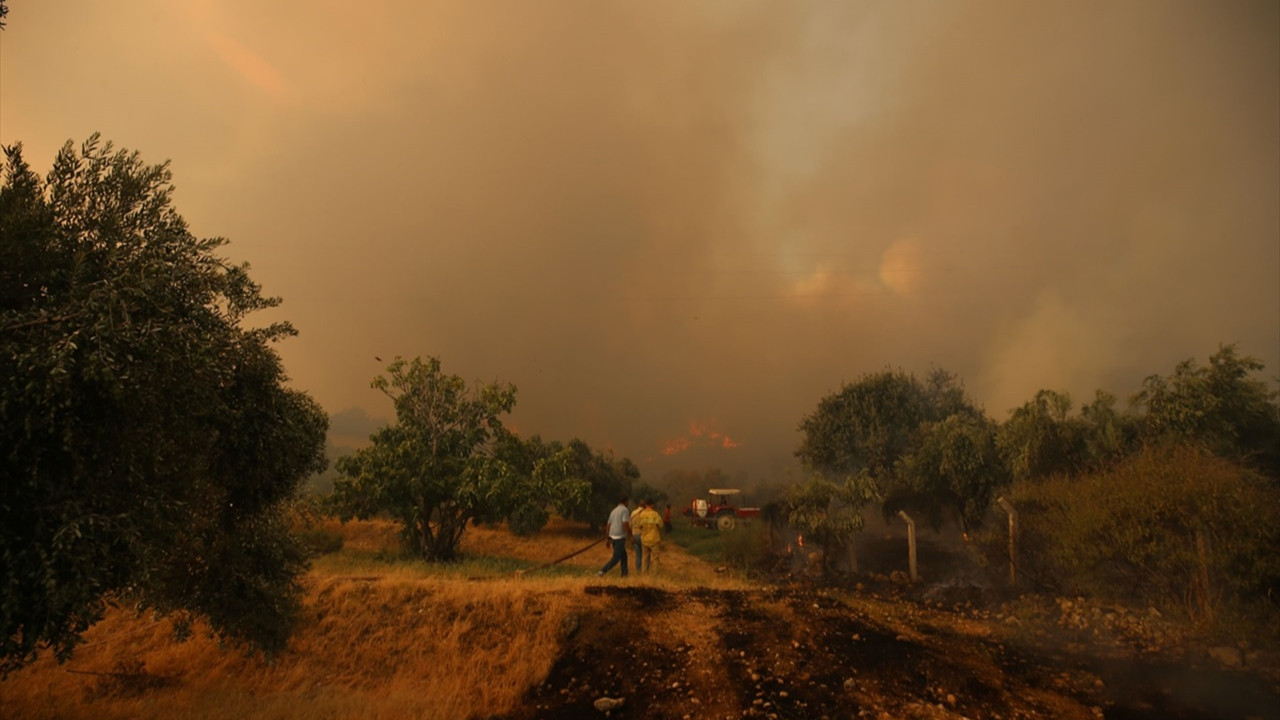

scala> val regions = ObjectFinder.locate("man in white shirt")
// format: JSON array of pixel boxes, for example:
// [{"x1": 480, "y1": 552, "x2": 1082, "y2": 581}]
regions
[{"x1": 597, "y1": 495, "x2": 632, "y2": 578}]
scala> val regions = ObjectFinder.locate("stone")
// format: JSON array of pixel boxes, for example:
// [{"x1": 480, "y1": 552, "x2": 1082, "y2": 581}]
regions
[{"x1": 593, "y1": 696, "x2": 625, "y2": 712}]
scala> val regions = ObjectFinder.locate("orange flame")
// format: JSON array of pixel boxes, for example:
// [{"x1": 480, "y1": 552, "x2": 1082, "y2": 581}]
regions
[{"x1": 660, "y1": 419, "x2": 741, "y2": 456}]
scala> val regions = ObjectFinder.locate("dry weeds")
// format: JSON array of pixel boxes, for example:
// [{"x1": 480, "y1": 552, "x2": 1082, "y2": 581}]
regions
[{"x1": 0, "y1": 518, "x2": 738, "y2": 720}]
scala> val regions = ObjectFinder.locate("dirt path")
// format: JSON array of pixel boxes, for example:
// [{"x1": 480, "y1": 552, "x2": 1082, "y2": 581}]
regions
[{"x1": 497, "y1": 584, "x2": 1280, "y2": 720}]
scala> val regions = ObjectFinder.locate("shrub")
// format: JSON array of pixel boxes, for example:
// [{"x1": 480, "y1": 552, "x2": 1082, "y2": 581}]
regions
[
  {"x1": 999, "y1": 444, "x2": 1280, "y2": 633},
  {"x1": 722, "y1": 522, "x2": 771, "y2": 574},
  {"x1": 295, "y1": 526, "x2": 345, "y2": 557}
]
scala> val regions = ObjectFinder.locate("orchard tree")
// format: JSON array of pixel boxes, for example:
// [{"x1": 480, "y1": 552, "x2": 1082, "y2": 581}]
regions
[
  {"x1": 1133, "y1": 345, "x2": 1280, "y2": 478},
  {"x1": 794, "y1": 368, "x2": 996, "y2": 558},
  {"x1": 1, "y1": 137, "x2": 328, "y2": 672},
  {"x1": 330, "y1": 356, "x2": 578, "y2": 560},
  {"x1": 485, "y1": 432, "x2": 588, "y2": 536},
  {"x1": 1077, "y1": 389, "x2": 1139, "y2": 470},
  {"x1": 553, "y1": 439, "x2": 640, "y2": 530},
  {"x1": 783, "y1": 472, "x2": 878, "y2": 576},
  {"x1": 896, "y1": 414, "x2": 1008, "y2": 531},
  {"x1": 796, "y1": 368, "x2": 981, "y2": 482},
  {"x1": 996, "y1": 389, "x2": 1083, "y2": 481}
]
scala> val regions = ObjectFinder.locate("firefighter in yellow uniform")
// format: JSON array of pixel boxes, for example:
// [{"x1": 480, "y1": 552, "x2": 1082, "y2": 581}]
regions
[{"x1": 631, "y1": 498, "x2": 664, "y2": 573}]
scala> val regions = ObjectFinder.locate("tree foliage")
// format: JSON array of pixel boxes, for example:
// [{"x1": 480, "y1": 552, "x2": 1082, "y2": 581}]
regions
[
  {"x1": 895, "y1": 413, "x2": 1007, "y2": 531},
  {"x1": 1, "y1": 137, "x2": 328, "y2": 672},
  {"x1": 996, "y1": 389, "x2": 1082, "y2": 482},
  {"x1": 999, "y1": 444, "x2": 1280, "y2": 630},
  {"x1": 783, "y1": 473, "x2": 878, "y2": 577},
  {"x1": 486, "y1": 432, "x2": 587, "y2": 536},
  {"x1": 1133, "y1": 344, "x2": 1280, "y2": 478},
  {"x1": 330, "y1": 357, "x2": 587, "y2": 558},
  {"x1": 796, "y1": 369, "x2": 981, "y2": 482},
  {"x1": 552, "y1": 439, "x2": 640, "y2": 530},
  {"x1": 996, "y1": 388, "x2": 1141, "y2": 483},
  {"x1": 796, "y1": 368, "x2": 995, "y2": 532}
]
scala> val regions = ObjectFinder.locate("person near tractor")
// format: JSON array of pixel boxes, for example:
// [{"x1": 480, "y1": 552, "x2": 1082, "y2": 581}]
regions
[
  {"x1": 597, "y1": 495, "x2": 632, "y2": 578},
  {"x1": 631, "y1": 498, "x2": 664, "y2": 573}
]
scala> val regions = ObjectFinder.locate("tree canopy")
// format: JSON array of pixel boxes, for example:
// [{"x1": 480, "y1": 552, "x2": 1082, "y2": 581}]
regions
[
  {"x1": 330, "y1": 356, "x2": 590, "y2": 559},
  {"x1": 1, "y1": 137, "x2": 328, "y2": 672},
  {"x1": 795, "y1": 368, "x2": 996, "y2": 531},
  {"x1": 554, "y1": 438, "x2": 640, "y2": 530},
  {"x1": 1133, "y1": 344, "x2": 1280, "y2": 478}
]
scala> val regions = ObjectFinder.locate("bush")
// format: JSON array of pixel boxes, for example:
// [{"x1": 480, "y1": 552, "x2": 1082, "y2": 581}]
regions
[
  {"x1": 997, "y1": 444, "x2": 1280, "y2": 633},
  {"x1": 722, "y1": 522, "x2": 772, "y2": 574},
  {"x1": 295, "y1": 526, "x2": 345, "y2": 557}
]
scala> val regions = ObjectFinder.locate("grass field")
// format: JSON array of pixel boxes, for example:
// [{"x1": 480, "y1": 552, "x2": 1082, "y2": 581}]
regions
[{"x1": 0, "y1": 517, "x2": 748, "y2": 720}]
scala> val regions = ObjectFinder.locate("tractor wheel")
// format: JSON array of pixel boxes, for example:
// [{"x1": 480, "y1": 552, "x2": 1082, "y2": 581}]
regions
[{"x1": 716, "y1": 514, "x2": 737, "y2": 532}]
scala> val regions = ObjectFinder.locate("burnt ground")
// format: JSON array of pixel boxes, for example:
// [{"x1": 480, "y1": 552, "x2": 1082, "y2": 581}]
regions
[{"x1": 494, "y1": 582, "x2": 1280, "y2": 720}]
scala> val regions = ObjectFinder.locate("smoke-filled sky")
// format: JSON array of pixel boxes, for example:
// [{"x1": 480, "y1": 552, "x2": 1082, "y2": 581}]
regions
[{"x1": 3, "y1": 1, "x2": 1277, "y2": 478}]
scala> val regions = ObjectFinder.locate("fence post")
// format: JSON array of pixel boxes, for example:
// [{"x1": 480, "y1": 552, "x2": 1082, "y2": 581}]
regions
[
  {"x1": 996, "y1": 496, "x2": 1017, "y2": 589},
  {"x1": 897, "y1": 510, "x2": 917, "y2": 582}
]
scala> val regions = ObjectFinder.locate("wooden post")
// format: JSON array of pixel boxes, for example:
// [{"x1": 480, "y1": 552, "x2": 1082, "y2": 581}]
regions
[
  {"x1": 996, "y1": 496, "x2": 1017, "y2": 589},
  {"x1": 897, "y1": 510, "x2": 917, "y2": 582}
]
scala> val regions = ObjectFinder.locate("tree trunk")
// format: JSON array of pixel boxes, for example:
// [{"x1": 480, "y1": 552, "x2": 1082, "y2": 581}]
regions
[{"x1": 1193, "y1": 529, "x2": 1214, "y2": 626}]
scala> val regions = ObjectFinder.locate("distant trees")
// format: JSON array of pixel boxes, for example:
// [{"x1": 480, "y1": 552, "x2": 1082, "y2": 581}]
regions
[
  {"x1": 1, "y1": 137, "x2": 328, "y2": 672},
  {"x1": 329, "y1": 357, "x2": 594, "y2": 559},
  {"x1": 553, "y1": 439, "x2": 640, "y2": 530},
  {"x1": 789, "y1": 345, "x2": 1280, "y2": 610}
]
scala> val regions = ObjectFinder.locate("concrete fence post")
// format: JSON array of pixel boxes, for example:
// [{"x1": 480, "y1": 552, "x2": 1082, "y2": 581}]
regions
[{"x1": 897, "y1": 510, "x2": 917, "y2": 582}]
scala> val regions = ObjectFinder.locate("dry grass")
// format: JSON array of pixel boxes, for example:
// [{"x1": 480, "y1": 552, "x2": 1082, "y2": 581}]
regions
[{"x1": 0, "y1": 517, "x2": 743, "y2": 720}]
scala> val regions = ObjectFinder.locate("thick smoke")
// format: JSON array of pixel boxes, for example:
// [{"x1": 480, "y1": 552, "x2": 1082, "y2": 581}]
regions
[{"x1": 2, "y1": 1, "x2": 1276, "y2": 476}]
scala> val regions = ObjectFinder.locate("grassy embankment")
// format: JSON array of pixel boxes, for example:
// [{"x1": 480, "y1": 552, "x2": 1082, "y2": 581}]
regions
[{"x1": 0, "y1": 517, "x2": 748, "y2": 720}]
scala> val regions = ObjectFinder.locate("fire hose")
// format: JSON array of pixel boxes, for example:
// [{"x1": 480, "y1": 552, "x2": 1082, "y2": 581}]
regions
[{"x1": 514, "y1": 536, "x2": 606, "y2": 577}]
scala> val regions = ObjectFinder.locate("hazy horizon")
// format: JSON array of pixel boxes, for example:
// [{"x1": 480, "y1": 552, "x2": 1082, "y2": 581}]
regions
[{"x1": 4, "y1": 1, "x2": 1277, "y2": 479}]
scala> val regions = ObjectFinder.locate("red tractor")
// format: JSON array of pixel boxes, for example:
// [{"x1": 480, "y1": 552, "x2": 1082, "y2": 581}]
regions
[{"x1": 684, "y1": 489, "x2": 761, "y2": 531}]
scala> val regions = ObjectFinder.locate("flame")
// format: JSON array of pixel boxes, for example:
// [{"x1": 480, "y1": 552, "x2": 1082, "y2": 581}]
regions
[
  {"x1": 661, "y1": 437, "x2": 692, "y2": 456},
  {"x1": 797, "y1": 534, "x2": 804, "y2": 548},
  {"x1": 660, "y1": 419, "x2": 741, "y2": 456}
]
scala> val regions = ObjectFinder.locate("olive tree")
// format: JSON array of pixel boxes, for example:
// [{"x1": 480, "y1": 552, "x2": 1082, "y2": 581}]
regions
[{"x1": 1, "y1": 137, "x2": 328, "y2": 672}]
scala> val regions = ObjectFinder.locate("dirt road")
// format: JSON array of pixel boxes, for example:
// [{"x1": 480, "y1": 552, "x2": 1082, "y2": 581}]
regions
[{"x1": 497, "y1": 582, "x2": 1279, "y2": 720}]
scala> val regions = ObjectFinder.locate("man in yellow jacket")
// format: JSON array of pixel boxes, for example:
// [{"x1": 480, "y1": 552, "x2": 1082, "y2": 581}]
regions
[{"x1": 631, "y1": 498, "x2": 664, "y2": 573}]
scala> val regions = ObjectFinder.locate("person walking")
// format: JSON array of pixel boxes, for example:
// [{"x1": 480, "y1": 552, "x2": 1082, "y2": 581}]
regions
[
  {"x1": 632, "y1": 498, "x2": 664, "y2": 573},
  {"x1": 597, "y1": 495, "x2": 632, "y2": 578},
  {"x1": 663, "y1": 503, "x2": 673, "y2": 533}
]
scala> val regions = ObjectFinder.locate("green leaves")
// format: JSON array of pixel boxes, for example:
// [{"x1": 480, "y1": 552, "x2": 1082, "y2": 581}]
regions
[
  {"x1": 1006, "y1": 444, "x2": 1280, "y2": 627},
  {"x1": 796, "y1": 367, "x2": 996, "y2": 533},
  {"x1": 330, "y1": 357, "x2": 523, "y2": 560},
  {"x1": 1, "y1": 136, "x2": 327, "y2": 671},
  {"x1": 1133, "y1": 344, "x2": 1280, "y2": 476},
  {"x1": 783, "y1": 472, "x2": 878, "y2": 576}
]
